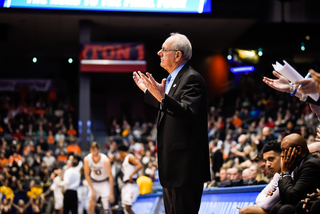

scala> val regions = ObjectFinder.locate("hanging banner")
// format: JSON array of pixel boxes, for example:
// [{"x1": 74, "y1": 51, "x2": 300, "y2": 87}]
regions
[
  {"x1": 80, "y1": 43, "x2": 145, "y2": 60},
  {"x1": 2, "y1": 0, "x2": 212, "y2": 13},
  {"x1": 0, "y1": 79, "x2": 52, "y2": 91}
]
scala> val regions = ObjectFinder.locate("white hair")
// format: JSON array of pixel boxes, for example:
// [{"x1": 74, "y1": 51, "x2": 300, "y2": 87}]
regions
[{"x1": 170, "y1": 32, "x2": 192, "y2": 61}]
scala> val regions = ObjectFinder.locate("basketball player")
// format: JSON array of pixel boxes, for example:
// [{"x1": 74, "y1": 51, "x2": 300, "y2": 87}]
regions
[
  {"x1": 50, "y1": 168, "x2": 63, "y2": 214},
  {"x1": 84, "y1": 142, "x2": 114, "y2": 214},
  {"x1": 117, "y1": 144, "x2": 142, "y2": 214}
]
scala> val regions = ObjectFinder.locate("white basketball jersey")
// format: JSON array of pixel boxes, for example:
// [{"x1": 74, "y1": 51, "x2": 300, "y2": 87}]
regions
[
  {"x1": 122, "y1": 154, "x2": 138, "y2": 182},
  {"x1": 87, "y1": 153, "x2": 109, "y2": 181},
  {"x1": 51, "y1": 176, "x2": 63, "y2": 198}
]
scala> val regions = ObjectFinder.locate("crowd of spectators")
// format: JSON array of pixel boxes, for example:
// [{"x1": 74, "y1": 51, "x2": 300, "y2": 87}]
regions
[
  {"x1": 0, "y1": 88, "x2": 81, "y2": 213},
  {"x1": 2, "y1": 72, "x2": 320, "y2": 212}
]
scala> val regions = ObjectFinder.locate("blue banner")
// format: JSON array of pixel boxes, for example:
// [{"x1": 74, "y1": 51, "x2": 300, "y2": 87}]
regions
[
  {"x1": 132, "y1": 196, "x2": 160, "y2": 214},
  {"x1": 133, "y1": 185, "x2": 265, "y2": 214},
  {"x1": 2, "y1": 0, "x2": 212, "y2": 13}
]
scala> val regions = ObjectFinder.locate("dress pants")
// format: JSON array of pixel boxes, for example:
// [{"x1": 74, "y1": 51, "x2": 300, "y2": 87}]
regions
[
  {"x1": 63, "y1": 189, "x2": 78, "y2": 214},
  {"x1": 309, "y1": 200, "x2": 320, "y2": 214},
  {"x1": 162, "y1": 183, "x2": 203, "y2": 214},
  {"x1": 269, "y1": 203, "x2": 296, "y2": 214}
]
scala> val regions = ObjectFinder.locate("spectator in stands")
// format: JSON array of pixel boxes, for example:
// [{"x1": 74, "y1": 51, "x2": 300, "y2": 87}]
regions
[
  {"x1": 240, "y1": 140, "x2": 282, "y2": 214},
  {"x1": 36, "y1": 137, "x2": 48, "y2": 152},
  {"x1": 32, "y1": 153, "x2": 42, "y2": 169},
  {"x1": 12, "y1": 196, "x2": 31, "y2": 213},
  {"x1": 229, "y1": 167, "x2": 243, "y2": 186},
  {"x1": 47, "y1": 130, "x2": 55, "y2": 144},
  {"x1": 55, "y1": 140, "x2": 67, "y2": 157},
  {"x1": 24, "y1": 135, "x2": 35, "y2": 148},
  {"x1": 256, "y1": 127, "x2": 276, "y2": 151},
  {"x1": 36, "y1": 125, "x2": 47, "y2": 137},
  {"x1": 43, "y1": 150, "x2": 56, "y2": 170},
  {"x1": 66, "y1": 140, "x2": 81, "y2": 156},
  {"x1": 0, "y1": 196, "x2": 14, "y2": 213},
  {"x1": 242, "y1": 168, "x2": 251, "y2": 182},
  {"x1": 269, "y1": 133, "x2": 320, "y2": 214},
  {"x1": 36, "y1": 113, "x2": 48, "y2": 126},
  {"x1": 12, "y1": 128, "x2": 24, "y2": 140},
  {"x1": 47, "y1": 121, "x2": 56, "y2": 135},
  {"x1": 231, "y1": 134, "x2": 250, "y2": 163},
  {"x1": 25, "y1": 123, "x2": 36, "y2": 137},
  {"x1": 0, "y1": 152, "x2": 8, "y2": 169},
  {"x1": 22, "y1": 148, "x2": 34, "y2": 167},
  {"x1": 222, "y1": 133, "x2": 237, "y2": 160},
  {"x1": 249, "y1": 163, "x2": 268, "y2": 184},
  {"x1": 8, "y1": 152, "x2": 22, "y2": 167},
  {"x1": 66, "y1": 124, "x2": 77, "y2": 136},
  {"x1": 57, "y1": 150, "x2": 68, "y2": 166},
  {"x1": 55, "y1": 116, "x2": 65, "y2": 129},
  {"x1": 55, "y1": 129, "x2": 65, "y2": 144}
]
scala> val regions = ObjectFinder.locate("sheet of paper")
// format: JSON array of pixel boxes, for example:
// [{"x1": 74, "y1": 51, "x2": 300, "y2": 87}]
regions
[{"x1": 272, "y1": 60, "x2": 319, "y2": 101}]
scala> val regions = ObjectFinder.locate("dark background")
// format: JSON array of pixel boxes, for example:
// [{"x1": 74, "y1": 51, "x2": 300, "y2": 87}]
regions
[{"x1": 1, "y1": 0, "x2": 320, "y2": 137}]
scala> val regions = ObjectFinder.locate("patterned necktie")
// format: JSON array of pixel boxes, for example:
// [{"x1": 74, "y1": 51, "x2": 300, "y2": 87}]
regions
[{"x1": 165, "y1": 75, "x2": 172, "y2": 93}]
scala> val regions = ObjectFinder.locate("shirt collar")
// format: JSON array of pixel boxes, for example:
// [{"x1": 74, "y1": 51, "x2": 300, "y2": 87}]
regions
[{"x1": 170, "y1": 63, "x2": 186, "y2": 81}]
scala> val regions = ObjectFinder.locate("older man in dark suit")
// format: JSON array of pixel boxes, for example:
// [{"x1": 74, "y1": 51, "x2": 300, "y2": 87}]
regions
[
  {"x1": 133, "y1": 32, "x2": 210, "y2": 214},
  {"x1": 269, "y1": 133, "x2": 320, "y2": 214}
]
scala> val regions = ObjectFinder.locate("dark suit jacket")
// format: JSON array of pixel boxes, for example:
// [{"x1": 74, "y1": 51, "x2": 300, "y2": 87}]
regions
[
  {"x1": 277, "y1": 153, "x2": 320, "y2": 206},
  {"x1": 144, "y1": 64, "x2": 210, "y2": 188}
]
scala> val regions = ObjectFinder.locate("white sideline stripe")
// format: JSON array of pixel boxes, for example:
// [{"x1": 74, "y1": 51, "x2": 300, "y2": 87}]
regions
[{"x1": 81, "y1": 60, "x2": 146, "y2": 65}]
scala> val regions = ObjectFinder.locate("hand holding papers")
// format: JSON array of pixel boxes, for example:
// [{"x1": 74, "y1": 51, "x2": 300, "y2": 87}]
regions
[{"x1": 272, "y1": 60, "x2": 319, "y2": 101}]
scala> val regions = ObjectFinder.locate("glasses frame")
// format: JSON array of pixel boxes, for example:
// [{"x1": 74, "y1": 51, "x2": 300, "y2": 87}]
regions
[{"x1": 160, "y1": 48, "x2": 183, "y2": 55}]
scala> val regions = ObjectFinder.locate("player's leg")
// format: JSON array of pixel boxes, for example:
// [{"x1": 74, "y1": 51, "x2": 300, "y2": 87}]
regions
[
  {"x1": 239, "y1": 206, "x2": 268, "y2": 214},
  {"x1": 97, "y1": 181, "x2": 111, "y2": 214},
  {"x1": 124, "y1": 205, "x2": 134, "y2": 214},
  {"x1": 88, "y1": 183, "x2": 99, "y2": 214},
  {"x1": 121, "y1": 183, "x2": 139, "y2": 214},
  {"x1": 55, "y1": 196, "x2": 63, "y2": 214}
]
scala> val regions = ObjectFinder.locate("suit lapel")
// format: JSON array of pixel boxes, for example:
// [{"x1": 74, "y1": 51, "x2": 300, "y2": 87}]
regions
[
  {"x1": 157, "y1": 64, "x2": 188, "y2": 125},
  {"x1": 168, "y1": 65, "x2": 186, "y2": 97}
]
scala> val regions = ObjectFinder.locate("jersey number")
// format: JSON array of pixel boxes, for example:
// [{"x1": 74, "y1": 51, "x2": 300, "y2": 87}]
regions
[{"x1": 93, "y1": 169, "x2": 101, "y2": 175}]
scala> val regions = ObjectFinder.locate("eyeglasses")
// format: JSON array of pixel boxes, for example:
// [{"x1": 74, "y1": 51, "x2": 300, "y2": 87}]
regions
[
  {"x1": 311, "y1": 150, "x2": 320, "y2": 155},
  {"x1": 160, "y1": 48, "x2": 179, "y2": 53},
  {"x1": 160, "y1": 48, "x2": 183, "y2": 55}
]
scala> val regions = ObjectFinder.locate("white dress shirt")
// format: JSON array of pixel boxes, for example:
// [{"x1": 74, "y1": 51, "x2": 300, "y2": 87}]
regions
[{"x1": 63, "y1": 166, "x2": 81, "y2": 191}]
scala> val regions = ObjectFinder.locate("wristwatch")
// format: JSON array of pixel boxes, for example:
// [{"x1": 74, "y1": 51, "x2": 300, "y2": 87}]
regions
[
  {"x1": 282, "y1": 171, "x2": 291, "y2": 178},
  {"x1": 161, "y1": 96, "x2": 165, "y2": 104}
]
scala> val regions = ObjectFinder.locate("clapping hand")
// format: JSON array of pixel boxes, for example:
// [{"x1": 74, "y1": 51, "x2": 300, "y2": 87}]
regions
[
  {"x1": 263, "y1": 71, "x2": 290, "y2": 93},
  {"x1": 133, "y1": 71, "x2": 147, "y2": 92},
  {"x1": 135, "y1": 71, "x2": 166, "y2": 102}
]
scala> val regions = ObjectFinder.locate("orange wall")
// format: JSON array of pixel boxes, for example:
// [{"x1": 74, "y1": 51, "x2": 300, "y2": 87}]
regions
[{"x1": 204, "y1": 54, "x2": 230, "y2": 98}]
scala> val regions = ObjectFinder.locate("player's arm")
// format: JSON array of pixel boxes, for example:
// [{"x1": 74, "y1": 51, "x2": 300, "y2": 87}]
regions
[
  {"x1": 128, "y1": 155, "x2": 143, "y2": 181},
  {"x1": 83, "y1": 156, "x2": 96, "y2": 200},
  {"x1": 103, "y1": 158, "x2": 114, "y2": 203}
]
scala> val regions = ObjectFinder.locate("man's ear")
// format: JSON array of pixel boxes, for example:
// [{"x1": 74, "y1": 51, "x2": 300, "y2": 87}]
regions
[
  {"x1": 175, "y1": 52, "x2": 182, "y2": 61},
  {"x1": 296, "y1": 146, "x2": 302, "y2": 155}
]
